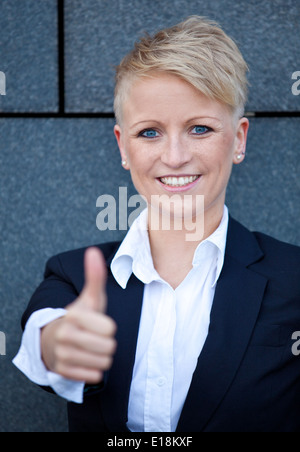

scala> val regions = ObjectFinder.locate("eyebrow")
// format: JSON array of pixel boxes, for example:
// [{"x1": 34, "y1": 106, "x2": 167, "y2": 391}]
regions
[
  {"x1": 130, "y1": 120, "x2": 161, "y2": 130},
  {"x1": 130, "y1": 116, "x2": 222, "y2": 129}
]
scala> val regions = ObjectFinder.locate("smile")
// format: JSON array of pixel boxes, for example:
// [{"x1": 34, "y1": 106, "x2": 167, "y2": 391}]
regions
[{"x1": 159, "y1": 175, "x2": 200, "y2": 187}]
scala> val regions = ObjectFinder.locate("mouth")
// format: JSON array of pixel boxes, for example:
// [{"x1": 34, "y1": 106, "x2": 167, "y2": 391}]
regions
[{"x1": 157, "y1": 174, "x2": 201, "y2": 191}]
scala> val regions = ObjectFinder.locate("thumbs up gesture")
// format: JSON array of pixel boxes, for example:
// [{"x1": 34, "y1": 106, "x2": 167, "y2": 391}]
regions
[
  {"x1": 41, "y1": 248, "x2": 117, "y2": 384},
  {"x1": 76, "y1": 247, "x2": 108, "y2": 312}
]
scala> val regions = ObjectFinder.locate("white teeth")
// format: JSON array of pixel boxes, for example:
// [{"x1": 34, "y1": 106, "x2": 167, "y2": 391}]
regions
[{"x1": 160, "y1": 175, "x2": 199, "y2": 187}]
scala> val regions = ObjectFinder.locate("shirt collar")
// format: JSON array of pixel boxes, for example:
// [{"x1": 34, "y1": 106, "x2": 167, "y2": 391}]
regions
[
  {"x1": 111, "y1": 206, "x2": 229, "y2": 289},
  {"x1": 192, "y1": 206, "x2": 228, "y2": 287},
  {"x1": 111, "y1": 209, "x2": 158, "y2": 288}
]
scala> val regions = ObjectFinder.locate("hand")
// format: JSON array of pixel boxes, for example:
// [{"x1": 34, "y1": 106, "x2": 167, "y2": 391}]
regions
[{"x1": 41, "y1": 248, "x2": 117, "y2": 384}]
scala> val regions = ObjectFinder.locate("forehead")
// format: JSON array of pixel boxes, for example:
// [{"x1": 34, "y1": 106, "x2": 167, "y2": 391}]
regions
[{"x1": 122, "y1": 73, "x2": 232, "y2": 126}]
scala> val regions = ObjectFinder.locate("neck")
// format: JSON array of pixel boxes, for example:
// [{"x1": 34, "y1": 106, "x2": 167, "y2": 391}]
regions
[{"x1": 147, "y1": 203, "x2": 225, "y2": 288}]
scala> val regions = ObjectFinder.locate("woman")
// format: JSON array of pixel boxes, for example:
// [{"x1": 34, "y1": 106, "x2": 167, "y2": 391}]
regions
[{"x1": 14, "y1": 16, "x2": 300, "y2": 432}]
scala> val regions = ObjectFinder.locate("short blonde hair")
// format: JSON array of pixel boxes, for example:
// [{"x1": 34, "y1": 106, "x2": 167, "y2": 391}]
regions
[{"x1": 114, "y1": 16, "x2": 249, "y2": 124}]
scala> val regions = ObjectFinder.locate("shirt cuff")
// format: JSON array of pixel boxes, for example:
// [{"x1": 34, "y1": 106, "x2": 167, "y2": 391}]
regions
[{"x1": 12, "y1": 308, "x2": 84, "y2": 404}]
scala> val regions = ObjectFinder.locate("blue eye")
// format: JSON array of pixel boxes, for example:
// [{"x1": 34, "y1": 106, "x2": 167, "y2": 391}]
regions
[
  {"x1": 139, "y1": 129, "x2": 159, "y2": 138},
  {"x1": 192, "y1": 126, "x2": 210, "y2": 135}
]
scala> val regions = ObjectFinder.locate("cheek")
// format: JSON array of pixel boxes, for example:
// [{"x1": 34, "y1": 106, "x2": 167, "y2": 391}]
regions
[
  {"x1": 205, "y1": 134, "x2": 235, "y2": 169},
  {"x1": 125, "y1": 144, "x2": 155, "y2": 193},
  {"x1": 128, "y1": 152, "x2": 150, "y2": 178},
  {"x1": 126, "y1": 139, "x2": 158, "y2": 174},
  {"x1": 124, "y1": 139, "x2": 141, "y2": 165}
]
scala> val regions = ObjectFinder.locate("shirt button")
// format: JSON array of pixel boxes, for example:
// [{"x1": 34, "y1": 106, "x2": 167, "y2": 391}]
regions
[{"x1": 157, "y1": 377, "x2": 166, "y2": 387}]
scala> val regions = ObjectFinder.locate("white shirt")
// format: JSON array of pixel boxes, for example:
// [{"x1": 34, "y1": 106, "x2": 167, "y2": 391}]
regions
[{"x1": 13, "y1": 206, "x2": 229, "y2": 432}]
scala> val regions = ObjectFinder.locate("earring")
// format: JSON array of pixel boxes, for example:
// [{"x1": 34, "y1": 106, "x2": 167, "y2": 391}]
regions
[{"x1": 122, "y1": 160, "x2": 127, "y2": 167}]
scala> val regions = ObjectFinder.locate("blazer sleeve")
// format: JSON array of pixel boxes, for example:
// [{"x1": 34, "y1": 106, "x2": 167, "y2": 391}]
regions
[
  {"x1": 19, "y1": 247, "x2": 112, "y2": 401},
  {"x1": 21, "y1": 241, "x2": 120, "y2": 330},
  {"x1": 21, "y1": 253, "x2": 82, "y2": 330}
]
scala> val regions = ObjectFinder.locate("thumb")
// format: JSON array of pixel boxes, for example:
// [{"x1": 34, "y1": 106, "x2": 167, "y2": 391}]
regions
[{"x1": 81, "y1": 247, "x2": 107, "y2": 313}]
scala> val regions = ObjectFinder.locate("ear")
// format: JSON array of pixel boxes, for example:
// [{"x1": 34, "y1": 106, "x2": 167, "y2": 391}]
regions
[
  {"x1": 233, "y1": 117, "x2": 249, "y2": 165},
  {"x1": 114, "y1": 125, "x2": 129, "y2": 169}
]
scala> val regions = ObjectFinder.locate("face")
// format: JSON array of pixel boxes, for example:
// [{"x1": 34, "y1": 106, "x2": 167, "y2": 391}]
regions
[{"x1": 114, "y1": 73, "x2": 249, "y2": 226}]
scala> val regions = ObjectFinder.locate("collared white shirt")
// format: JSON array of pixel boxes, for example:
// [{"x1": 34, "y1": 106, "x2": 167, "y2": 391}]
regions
[{"x1": 13, "y1": 206, "x2": 229, "y2": 432}]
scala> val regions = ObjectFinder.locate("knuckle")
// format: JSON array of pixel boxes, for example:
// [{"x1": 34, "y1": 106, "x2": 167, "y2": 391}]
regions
[
  {"x1": 100, "y1": 355, "x2": 113, "y2": 371},
  {"x1": 54, "y1": 361, "x2": 67, "y2": 377},
  {"x1": 109, "y1": 338, "x2": 118, "y2": 354},
  {"x1": 55, "y1": 322, "x2": 71, "y2": 343},
  {"x1": 104, "y1": 317, "x2": 117, "y2": 336},
  {"x1": 65, "y1": 308, "x2": 81, "y2": 324},
  {"x1": 88, "y1": 370, "x2": 103, "y2": 384},
  {"x1": 110, "y1": 319, "x2": 118, "y2": 335},
  {"x1": 54, "y1": 345, "x2": 70, "y2": 364}
]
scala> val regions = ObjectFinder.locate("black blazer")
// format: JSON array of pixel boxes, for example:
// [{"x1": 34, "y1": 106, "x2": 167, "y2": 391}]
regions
[{"x1": 22, "y1": 217, "x2": 300, "y2": 432}]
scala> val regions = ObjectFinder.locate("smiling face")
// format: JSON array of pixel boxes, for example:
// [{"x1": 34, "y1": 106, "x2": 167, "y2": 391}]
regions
[{"x1": 114, "y1": 73, "x2": 249, "y2": 230}]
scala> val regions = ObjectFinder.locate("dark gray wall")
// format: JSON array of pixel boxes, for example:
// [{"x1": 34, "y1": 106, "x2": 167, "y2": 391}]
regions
[{"x1": 0, "y1": 0, "x2": 299, "y2": 432}]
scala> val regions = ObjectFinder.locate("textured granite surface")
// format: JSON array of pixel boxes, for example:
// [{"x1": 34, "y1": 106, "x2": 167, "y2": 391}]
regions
[
  {"x1": 227, "y1": 117, "x2": 300, "y2": 245},
  {"x1": 64, "y1": 0, "x2": 300, "y2": 113},
  {"x1": 0, "y1": 0, "x2": 58, "y2": 112},
  {"x1": 0, "y1": 117, "x2": 135, "y2": 431}
]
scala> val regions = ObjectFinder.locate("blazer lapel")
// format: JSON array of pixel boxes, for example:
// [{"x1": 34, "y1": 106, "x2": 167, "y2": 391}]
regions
[{"x1": 177, "y1": 218, "x2": 268, "y2": 432}]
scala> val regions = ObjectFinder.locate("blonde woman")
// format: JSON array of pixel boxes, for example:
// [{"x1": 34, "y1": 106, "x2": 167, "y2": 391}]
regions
[{"x1": 14, "y1": 16, "x2": 300, "y2": 432}]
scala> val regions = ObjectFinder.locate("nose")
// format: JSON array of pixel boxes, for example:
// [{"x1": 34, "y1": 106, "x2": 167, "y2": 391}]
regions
[{"x1": 160, "y1": 134, "x2": 192, "y2": 169}]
